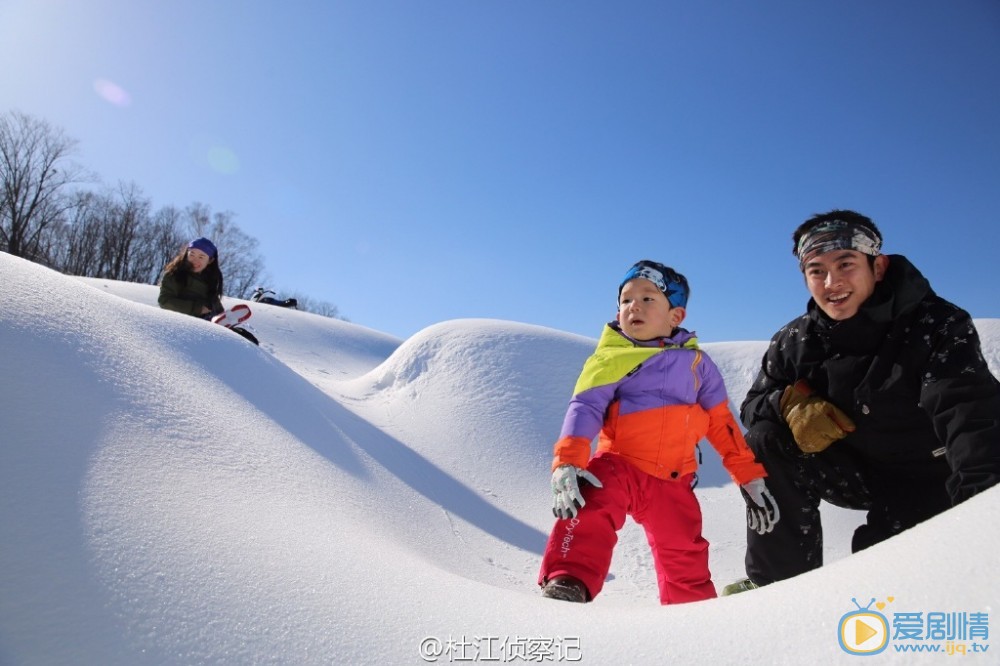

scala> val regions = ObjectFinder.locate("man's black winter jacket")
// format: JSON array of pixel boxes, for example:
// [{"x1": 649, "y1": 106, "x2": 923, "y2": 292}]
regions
[{"x1": 740, "y1": 254, "x2": 1000, "y2": 504}]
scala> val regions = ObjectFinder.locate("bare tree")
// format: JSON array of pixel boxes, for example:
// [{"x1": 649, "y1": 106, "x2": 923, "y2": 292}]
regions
[
  {"x1": 97, "y1": 182, "x2": 159, "y2": 282},
  {"x1": 0, "y1": 110, "x2": 88, "y2": 260},
  {"x1": 146, "y1": 205, "x2": 186, "y2": 284},
  {"x1": 49, "y1": 185, "x2": 183, "y2": 285},
  {"x1": 48, "y1": 189, "x2": 105, "y2": 275}
]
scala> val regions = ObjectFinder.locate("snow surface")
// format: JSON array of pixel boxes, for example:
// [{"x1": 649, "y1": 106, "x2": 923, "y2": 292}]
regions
[{"x1": 1, "y1": 252, "x2": 997, "y2": 665}]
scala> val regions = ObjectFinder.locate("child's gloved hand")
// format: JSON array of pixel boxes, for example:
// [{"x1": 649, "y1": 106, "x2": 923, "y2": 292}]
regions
[
  {"x1": 740, "y1": 477, "x2": 780, "y2": 535},
  {"x1": 551, "y1": 465, "x2": 603, "y2": 519},
  {"x1": 779, "y1": 380, "x2": 856, "y2": 453}
]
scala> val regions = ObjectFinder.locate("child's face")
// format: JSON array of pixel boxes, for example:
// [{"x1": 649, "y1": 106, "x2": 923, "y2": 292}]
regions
[{"x1": 618, "y1": 278, "x2": 685, "y2": 340}]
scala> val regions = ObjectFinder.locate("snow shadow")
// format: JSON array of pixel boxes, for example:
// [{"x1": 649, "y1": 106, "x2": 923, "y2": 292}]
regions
[
  {"x1": 202, "y1": 335, "x2": 548, "y2": 555},
  {"x1": 319, "y1": 396, "x2": 549, "y2": 554}
]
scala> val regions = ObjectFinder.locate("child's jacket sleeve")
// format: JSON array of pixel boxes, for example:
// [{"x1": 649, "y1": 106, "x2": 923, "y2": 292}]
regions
[
  {"x1": 705, "y1": 401, "x2": 767, "y2": 484},
  {"x1": 695, "y1": 352, "x2": 766, "y2": 484}
]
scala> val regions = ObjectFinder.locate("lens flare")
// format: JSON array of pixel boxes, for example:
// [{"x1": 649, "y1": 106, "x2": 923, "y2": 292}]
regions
[
  {"x1": 189, "y1": 133, "x2": 241, "y2": 175},
  {"x1": 207, "y1": 146, "x2": 240, "y2": 174},
  {"x1": 93, "y1": 79, "x2": 132, "y2": 107}
]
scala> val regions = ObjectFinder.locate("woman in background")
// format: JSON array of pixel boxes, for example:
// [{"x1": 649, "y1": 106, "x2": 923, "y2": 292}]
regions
[
  {"x1": 158, "y1": 237, "x2": 258, "y2": 345},
  {"x1": 158, "y1": 237, "x2": 224, "y2": 319}
]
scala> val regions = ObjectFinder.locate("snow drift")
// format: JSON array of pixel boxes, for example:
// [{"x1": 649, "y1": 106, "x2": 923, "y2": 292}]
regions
[{"x1": 1, "y1": 253, "x2": 997, "y2": 664}]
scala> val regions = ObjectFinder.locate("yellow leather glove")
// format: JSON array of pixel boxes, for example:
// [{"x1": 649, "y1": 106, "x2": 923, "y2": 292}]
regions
[{"x1": 779, "y1": 380, "x2": 856, "y2": 453}]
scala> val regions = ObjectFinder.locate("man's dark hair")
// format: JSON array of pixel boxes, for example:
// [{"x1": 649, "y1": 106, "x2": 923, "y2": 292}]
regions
[{"x1": 792, "y1": 210, "x2": 883, "y2": 267}]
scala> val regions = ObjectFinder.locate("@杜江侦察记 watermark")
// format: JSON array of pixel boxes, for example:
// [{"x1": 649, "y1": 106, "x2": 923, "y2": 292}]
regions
[
  {"x1": 418, "y1": 635, "x2": 582, "y2": 662},
  {"x1": 839, "y1": 596, "x2": 990, "y2": 656}
]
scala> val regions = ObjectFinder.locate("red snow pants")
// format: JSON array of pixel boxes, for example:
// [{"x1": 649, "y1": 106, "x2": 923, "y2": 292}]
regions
[{"x1": 538, "y1": 451, "x2": 717, "y2": 604}]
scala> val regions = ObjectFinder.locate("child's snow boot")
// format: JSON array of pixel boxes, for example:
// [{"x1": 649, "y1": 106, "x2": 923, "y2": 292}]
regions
[{"x1": 541, "y1": 576, "x2": 588, "y2": 603}]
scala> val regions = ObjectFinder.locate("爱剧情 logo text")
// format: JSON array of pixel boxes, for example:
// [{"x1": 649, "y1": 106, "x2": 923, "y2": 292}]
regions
[{"x1": 839, "y1": 596, "x2": 990, "y2": 656}]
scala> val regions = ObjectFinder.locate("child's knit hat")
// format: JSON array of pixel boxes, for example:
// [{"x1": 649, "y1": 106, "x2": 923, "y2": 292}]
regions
[{"x1": 619, "y1": 260, "x2": 689, "y2": 308}]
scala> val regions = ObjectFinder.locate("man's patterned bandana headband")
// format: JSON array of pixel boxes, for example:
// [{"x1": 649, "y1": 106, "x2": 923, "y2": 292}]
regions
[{"x1": 796, "y1": 220, "x2": 882, "y2": 270}]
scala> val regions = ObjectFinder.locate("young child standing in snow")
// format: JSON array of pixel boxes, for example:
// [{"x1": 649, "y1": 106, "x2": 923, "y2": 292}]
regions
[{"x1": 538, "y1": 260, "x2": 780, "y2": 605}]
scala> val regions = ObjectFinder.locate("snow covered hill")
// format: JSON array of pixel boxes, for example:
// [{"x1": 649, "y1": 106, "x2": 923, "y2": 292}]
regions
[{"x1": 2, "y1": 253, "x2": 997, "y2": 664}]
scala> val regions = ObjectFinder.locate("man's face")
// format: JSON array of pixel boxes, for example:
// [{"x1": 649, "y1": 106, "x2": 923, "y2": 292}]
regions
[{"x1": 802, "y1": 250, "x2": 888, "y2": 320}]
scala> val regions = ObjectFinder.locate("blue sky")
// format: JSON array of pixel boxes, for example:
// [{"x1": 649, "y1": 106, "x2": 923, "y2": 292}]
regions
[{"x1": 3, "y1": 0, "x2": 998, "y2": 342}]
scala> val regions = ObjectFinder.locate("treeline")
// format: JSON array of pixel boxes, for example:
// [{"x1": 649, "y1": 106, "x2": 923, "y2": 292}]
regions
[{"x1": 0, "y1": 110, "x2": 342, "y2": 318}]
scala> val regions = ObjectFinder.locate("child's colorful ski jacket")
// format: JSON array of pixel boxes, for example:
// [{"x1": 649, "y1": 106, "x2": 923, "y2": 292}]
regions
[{"x1": 552, "y1": 322, "x2": 765, "y2": 484}]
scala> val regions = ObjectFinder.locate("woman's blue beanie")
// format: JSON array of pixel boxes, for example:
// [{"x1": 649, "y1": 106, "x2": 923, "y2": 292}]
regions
[{"x1": 187, "y1": 237, "x2": 218, "y2": 259}]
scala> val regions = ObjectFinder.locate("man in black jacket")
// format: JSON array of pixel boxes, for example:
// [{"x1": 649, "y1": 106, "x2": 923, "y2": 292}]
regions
[{"x1": 725, "y1": 209, "x2": 1000, "y2": 593}]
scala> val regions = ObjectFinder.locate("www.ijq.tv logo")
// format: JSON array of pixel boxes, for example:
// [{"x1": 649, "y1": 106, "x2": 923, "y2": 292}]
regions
[
  {"x1": 838, "y1": 595, "x2": 991, "y2": 656},
  {"x1": 839, "y1": 597, "x2": 890, "y2": 656}
]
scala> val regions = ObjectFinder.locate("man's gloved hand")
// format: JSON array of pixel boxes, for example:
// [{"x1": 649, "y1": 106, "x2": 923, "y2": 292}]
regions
[
  {"x1": 551, "y1": 465, "x2": 603, "y2": 519},
  {"x1": 780, "y1": 380, "x2": 856, "y2": 453},
  {"x1": 740, "y1": 477, "x2": 780, "y2": 535}
]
